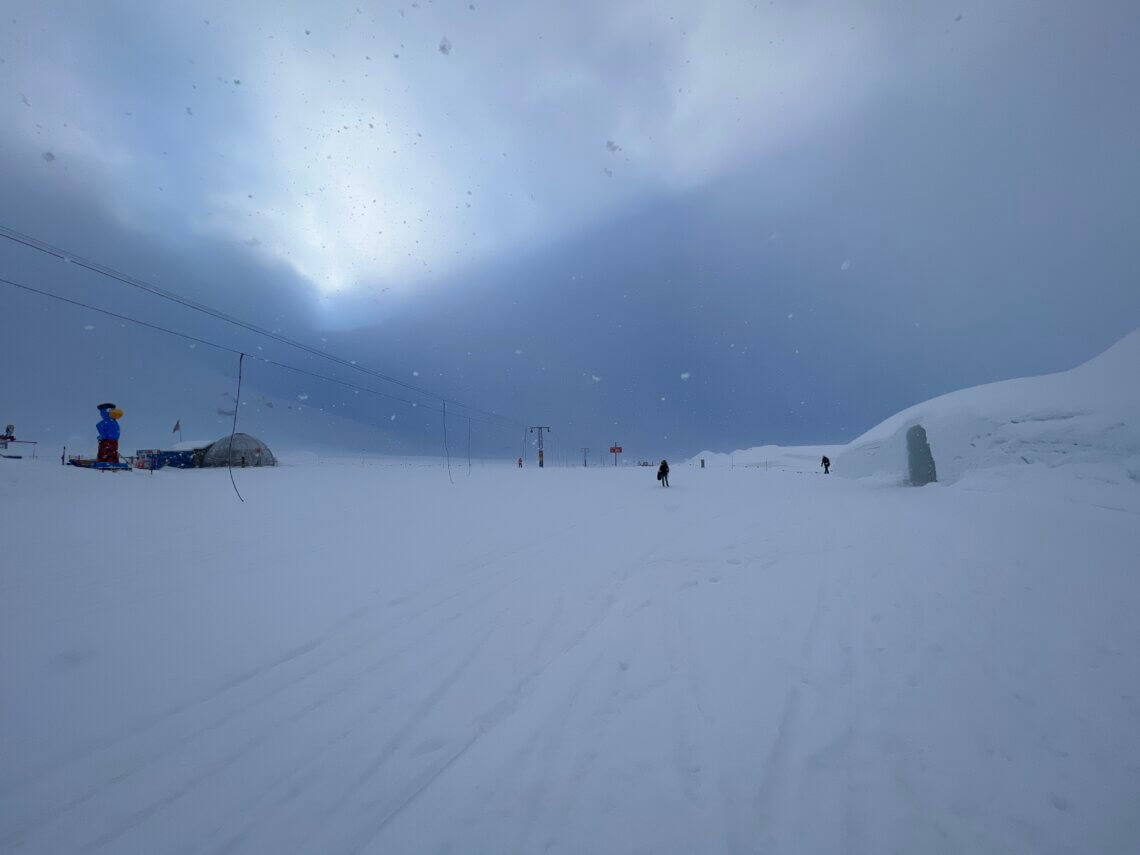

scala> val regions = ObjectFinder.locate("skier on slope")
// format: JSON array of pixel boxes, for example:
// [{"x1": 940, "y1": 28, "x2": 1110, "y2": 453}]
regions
[
  {"x1": 657, "y1": 459, "x2": 670, "y2": 487},
  {"x1": 821, "y1": 454, "x2": 831, "y2": 475}
]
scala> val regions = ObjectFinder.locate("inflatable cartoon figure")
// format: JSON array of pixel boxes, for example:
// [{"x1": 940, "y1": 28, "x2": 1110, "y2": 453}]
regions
[{"x1": 96, "y1": 402, "x2": 123, "y2": 463}]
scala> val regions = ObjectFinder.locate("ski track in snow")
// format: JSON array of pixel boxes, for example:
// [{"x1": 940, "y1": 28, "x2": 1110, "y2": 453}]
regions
[{"x1": 1, "y1": 461, "x2": 1139, "y2": 854}]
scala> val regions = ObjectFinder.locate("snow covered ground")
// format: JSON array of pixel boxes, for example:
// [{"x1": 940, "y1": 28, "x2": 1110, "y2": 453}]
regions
[
  {"x1": 2, "y1": 452, "x2": 1138, "y2": 853},
  {"x1": 688, "y1": 444, "x2": 841, "y2": 474}
]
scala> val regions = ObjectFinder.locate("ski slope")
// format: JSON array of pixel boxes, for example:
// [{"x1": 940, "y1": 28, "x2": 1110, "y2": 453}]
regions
[{"x1": 1, "y1": 452, "x2": 1138, "y2": 853}]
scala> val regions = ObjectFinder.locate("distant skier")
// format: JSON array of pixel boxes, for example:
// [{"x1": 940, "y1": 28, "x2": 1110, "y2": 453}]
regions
[
  {"x1": 821, "y1": 454, "x2": 830, "y2": 475},
  {"x1": 95, "y1": 402, "x2": 123, "y2": 463},
  {"x1": 657, "y1": 459, "x2": 670, "y2": 487},
  {"x1": 517, "y1": 456, "x2": 523, "y2": 469}
]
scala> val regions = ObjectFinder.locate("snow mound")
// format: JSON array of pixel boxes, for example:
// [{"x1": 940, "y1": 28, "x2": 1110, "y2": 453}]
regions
[
  {"x1": 837, "y1": 327, "x2": 1140, "y2": 483},
  {"x1": 690, "y1": 327, "x2": 1140, "y2": 485}
]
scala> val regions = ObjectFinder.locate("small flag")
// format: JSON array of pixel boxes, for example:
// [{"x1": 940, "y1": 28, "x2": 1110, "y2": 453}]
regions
[{"x1": 172, "y1": 419, "x2": 181, "y2": 433}]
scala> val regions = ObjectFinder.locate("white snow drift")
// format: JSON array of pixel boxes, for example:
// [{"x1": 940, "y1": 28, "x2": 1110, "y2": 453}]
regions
[
  {"x1": 696, "y1": 326, "x2": 1140, "y2": 485},
  {"x1": 839, "y1": 327, "x2": 1140, "y2": 483}
]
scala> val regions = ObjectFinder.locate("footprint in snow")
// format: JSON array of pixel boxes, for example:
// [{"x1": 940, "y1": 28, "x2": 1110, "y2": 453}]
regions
[{"x1": 409, "y1": 738, "x2": 447, "y2": 758}]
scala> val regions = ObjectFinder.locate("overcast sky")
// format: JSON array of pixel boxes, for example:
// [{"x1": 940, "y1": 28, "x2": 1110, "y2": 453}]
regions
[{"x1": 2, "y1": 0, "x2": 1138, "y2": 460}]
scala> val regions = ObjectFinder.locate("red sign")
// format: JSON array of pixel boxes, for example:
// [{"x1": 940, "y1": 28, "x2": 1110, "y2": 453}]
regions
[{"x1": 609, "y1": 446, "x2": 622, "y2": 454}]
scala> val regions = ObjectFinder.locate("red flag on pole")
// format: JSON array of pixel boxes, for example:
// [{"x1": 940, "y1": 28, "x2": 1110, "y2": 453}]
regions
[{"x1": 172, "y1": 419, "x2": 181, "y2": 433}]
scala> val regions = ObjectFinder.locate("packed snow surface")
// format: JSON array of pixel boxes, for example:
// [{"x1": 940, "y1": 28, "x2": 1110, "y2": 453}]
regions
[{"x1": 2, "y1": 454, "x2": 1138, "y2": 853}]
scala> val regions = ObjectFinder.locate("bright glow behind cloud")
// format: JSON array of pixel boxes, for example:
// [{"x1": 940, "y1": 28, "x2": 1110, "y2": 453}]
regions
[{"x1": 2, "y1": 1, "x2": 897, "y2": 295}]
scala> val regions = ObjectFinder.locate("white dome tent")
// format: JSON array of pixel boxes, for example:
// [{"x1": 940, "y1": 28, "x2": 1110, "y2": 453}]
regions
[{"x1": 200, "y1": 433, "x2": 276, "y2": 468}]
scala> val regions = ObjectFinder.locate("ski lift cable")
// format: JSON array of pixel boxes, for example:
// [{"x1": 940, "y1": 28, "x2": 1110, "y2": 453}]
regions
[
  {"x1": 0, "y1": 224, "x2": 520, "y2": 429},
  {"x1": 0, "y1": 276, "x2": 517, "y2": 432}
]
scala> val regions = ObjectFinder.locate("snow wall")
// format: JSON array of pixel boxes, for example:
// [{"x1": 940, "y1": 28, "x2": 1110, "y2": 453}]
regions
[
  {"x1": 690, "y1": 327, "x2": 1140, "y2": 485},
  {"x1": 836, "y1": 328, "x2": 1140, "y2": 484}
]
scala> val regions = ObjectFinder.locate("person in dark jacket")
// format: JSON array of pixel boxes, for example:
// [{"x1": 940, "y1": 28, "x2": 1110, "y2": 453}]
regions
[
  {"x1": 821, "y1": 454, "x2": 831, "y2": 475},
  {"x1": 657, "y1": 459, "x2": 670, "y2": 487}
]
